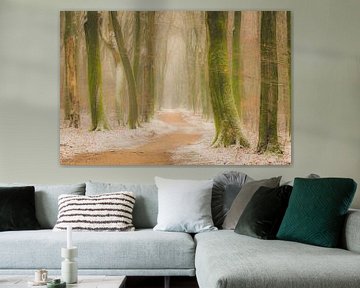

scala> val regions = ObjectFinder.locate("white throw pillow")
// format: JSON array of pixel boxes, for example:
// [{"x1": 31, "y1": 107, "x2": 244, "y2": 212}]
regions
[
  {"x1": 153, "y1": 177, "x2": 217, "y2": 233},
  {"x1": 53, "y1": 192, "x2": 135, "y2": 232}
]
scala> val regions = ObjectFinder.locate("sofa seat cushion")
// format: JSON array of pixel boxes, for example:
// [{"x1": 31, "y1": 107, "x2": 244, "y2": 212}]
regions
[
  {"x1": 195, "y1": 230, "x2": 360, "y2": 288},
  {"x1": 0, "y1": 229, "x2": 195, "y2": 270}
]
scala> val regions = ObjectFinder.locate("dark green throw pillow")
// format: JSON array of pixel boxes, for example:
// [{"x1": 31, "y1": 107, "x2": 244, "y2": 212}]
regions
[
  {"x1": 235, "y1": 185, "x2": 292, "y2": 239},
  {"x1": 277, "y1": 178, "x2": 357, "y2": 247},
  {"x1": 0, "y1": 186, "x2": 41, "y2": 231}
]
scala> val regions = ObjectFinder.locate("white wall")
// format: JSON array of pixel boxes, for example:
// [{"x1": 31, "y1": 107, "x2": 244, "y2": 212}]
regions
[{"x1": 0, "y1": 0, "x2": 359, "y2": 208}]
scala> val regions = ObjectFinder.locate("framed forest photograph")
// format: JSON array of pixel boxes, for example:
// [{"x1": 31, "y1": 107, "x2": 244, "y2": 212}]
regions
[{"x1": 60, "y1": 11, "x2": 291, "y2": 165}]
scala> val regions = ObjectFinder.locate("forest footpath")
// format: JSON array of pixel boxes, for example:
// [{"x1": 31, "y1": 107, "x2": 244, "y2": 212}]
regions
[
  {"x1": 60, "y1": 109, "x2": 291, "y2": 166},
  {"x1": 61, "y1": 110, "x2": 204, "y2": 165}
]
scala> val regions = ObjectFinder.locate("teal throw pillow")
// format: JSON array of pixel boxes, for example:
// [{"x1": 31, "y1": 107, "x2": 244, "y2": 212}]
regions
[{"x1": 277, "y1": 178, "x2": 357, "y2": 247}]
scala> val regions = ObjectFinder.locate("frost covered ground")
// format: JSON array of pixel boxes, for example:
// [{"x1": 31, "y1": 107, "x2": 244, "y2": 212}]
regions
[{"x1": 60, "y1": 109, "x2": 291, "y2": 165}]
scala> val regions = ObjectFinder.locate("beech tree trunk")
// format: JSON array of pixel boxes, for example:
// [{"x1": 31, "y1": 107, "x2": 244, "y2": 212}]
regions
[
  {"x1": 84, "y1": 11, "x2": 109, "y2": 131},
  {"x1": 99, "y1": 12, "x2": 125, "y2": 126},
  {"x1": 64, "y1": 11, "x2": 80, "y2": 128},
  {"x1": 110, "y1": 11, "x2": 139, "y2": 129},
  {"x1": 232, "y1": 11, "x2": 243, "y2": 119},
  {"x1": 257, "y1": 11, "x2": 281, "y2": 153},
  {"x1": 206, "y1": 11, "x2": 249, "y2": 148},
  {"x1": 133, "y1": 11, "x2": 141, "y2": 85},
  {"x1": 142, "y1": 11, "x2": 156, "y2": 122},
  {"x1": 287, "y1": 11, "x2": 291, "y2": 137}
]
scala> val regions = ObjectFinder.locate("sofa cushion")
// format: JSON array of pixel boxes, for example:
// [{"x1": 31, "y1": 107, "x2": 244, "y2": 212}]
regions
[
  {"x1": 195, "y1": 230, "x2": 360, "y2": 288},
  {"x1": 153, "y1": 177, "x2": 216, "y2": 233},
  {"x1": 0, "y1": 183, "x2": 86, "y2": 229},
  {"x1": 234, "y1": 185, "x2": 292, "y2": 239},
  {"x1": 53, "y1": 192, "x2": 136, "y2": 232},
  {"x1": 0, "y1": 186, "x2": 40, "y2": 231},
  {"x1": 0, "y1": 229, "x2": 195, "y2": 271},
  {"x1": 212, "y1": 171, "x2": 250, "y2": 228},
  {"x1": 222, "y1": 177, "x2": 281, "y2": 229},
  {"x1": 86, "y1": 182, "x2": 157, "y2": 229},
  {"x1": 277, "y1": 178, "x2": 357, "y2": 247}
]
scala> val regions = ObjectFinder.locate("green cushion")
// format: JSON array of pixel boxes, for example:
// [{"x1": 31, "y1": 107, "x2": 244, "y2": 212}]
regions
[{"x1": 277, "y1": 178, "x2": 357, "y2": 247}]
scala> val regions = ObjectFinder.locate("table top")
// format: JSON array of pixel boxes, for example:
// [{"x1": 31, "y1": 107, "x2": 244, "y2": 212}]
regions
[{"x1": 0, "y1": 275, "x2": 126, "y2": 288}]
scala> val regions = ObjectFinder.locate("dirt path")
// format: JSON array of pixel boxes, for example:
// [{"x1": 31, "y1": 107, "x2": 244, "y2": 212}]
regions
[{"x1": 62, "y1": 111, "x2": 202, "y2": 165}]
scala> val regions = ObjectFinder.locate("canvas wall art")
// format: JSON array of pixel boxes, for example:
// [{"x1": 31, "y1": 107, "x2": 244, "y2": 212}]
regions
[{"x1": 60, "y1": 11, "x2": 291, "y2": 165}]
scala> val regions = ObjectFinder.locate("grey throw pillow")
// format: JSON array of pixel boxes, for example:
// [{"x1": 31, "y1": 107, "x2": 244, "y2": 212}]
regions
[
  {"x1": 212, "y1": 171, "x2": 251, "y2": 228},
  {"x1": 222, "y1": 177, "x2": 281, "y2": 230},
  {"x1": 153, "y1": 177, "x2": 217, "y2": 233}
]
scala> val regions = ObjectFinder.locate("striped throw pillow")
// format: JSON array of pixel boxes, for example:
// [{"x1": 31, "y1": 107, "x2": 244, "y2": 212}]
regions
[{"x1": 53, "y1": 192, "x2": 136, "y2": 231}]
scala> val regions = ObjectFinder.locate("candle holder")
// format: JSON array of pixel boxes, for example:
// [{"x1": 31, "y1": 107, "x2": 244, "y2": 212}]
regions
[{"x1": 61, "y1": 247, "x2": 78, "y2": 284}]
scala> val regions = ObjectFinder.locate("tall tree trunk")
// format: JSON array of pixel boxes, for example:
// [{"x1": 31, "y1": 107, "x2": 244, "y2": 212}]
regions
[
  {"x1": 193, "y1": 12, "x2": 207, "y2": 114},
  {"x1": 206, "y1": 12, "x2": 249, "y2": 148},
  {"x1": 64, "y1": 12, "x2": 80, "y2": 128},
  {"x1": 84, "y1": 11, "x2": 109, "y2": 131},
  {"x1": 257, "y1": 11, "x2": 281, "y2": 153},
  {"x1": 155, "y1": 12, "x2": 173, "y2": 110},
  {"x1": 100, "y1": 12, "x2": 125, "y2": 126},
  {"x1": 61, "y1": 12, "x2": 70, "y2": 121},
  {"x1": 110, "y1": 11, "x2": 139, "y2": 129},
  {"x1": 231, "y1": 11, "x2": 243, "y2": 119},
  {"x1": 186, "y1": 13, "x2": 198, "y2": 112},
  {"x1": 133, "y1": 12, "x2": 141, "y2": 84},
  {"x1": 142, "y1": 12, "x2": 156, "y2": 122},
  {"x1": 287, "y1": 11, "x2": 291, "y2": 137}
]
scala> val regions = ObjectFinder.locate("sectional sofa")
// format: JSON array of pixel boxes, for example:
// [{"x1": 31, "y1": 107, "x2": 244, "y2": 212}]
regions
[{"x1": 0, "y1": 179, "x2": 359, "y2": 288}]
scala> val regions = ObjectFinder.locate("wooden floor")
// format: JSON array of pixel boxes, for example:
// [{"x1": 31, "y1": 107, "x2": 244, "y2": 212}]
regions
[{"x1": 126, "y1": 276, "x2": 199, "y2": 288}]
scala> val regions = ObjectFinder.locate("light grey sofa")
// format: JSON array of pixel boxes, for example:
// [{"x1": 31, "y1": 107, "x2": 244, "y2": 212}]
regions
[
  {"x1": 0, "y1": 182, "x2": 195, "y2": 281},
  {"x1": 195, "y1": 211, "x2": 360, "y2": 288},
  {"x1": 0, "y1": 181, "x2": 359, "y2": 288}
]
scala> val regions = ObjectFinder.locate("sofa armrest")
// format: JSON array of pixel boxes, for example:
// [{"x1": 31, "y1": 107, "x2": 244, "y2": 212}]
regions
[{"x1": 342, "y1": 209, "x2": 360, "y2": 253}]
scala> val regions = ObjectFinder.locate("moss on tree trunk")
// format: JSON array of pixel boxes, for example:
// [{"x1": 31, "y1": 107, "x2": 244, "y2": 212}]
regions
[
  {"x1": 257, "y1": 11, "x2": 282, "y2": 154},
  {"x1": 232, "y1": 11, "x2": 244, "y2": 119},
  {"x1": 84, "y1": 11, "x2": 109, "y2": 131},
  {"x1": 206, "y1": 11, "x2": 249, "y2": 148}
]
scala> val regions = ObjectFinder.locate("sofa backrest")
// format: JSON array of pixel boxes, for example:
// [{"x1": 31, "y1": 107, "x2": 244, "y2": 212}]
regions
[{"x1": 86, "y1": 181, "x2": 158, "y2": 229}]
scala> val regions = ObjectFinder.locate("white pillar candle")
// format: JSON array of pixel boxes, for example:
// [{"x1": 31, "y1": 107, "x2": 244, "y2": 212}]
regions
[{"x1": 67, "y1": 225, "x2": 72, "y2": 249}]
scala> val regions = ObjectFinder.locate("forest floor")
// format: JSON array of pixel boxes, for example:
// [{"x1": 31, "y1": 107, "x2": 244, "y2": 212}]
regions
[{"x1": 60, "y1": 109, "x2": 291, "y2": 165}]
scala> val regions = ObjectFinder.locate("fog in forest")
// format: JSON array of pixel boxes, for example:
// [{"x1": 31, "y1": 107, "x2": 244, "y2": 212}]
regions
[{"x1": 60, "y1": 11, "x2": 291, "y2": 165}]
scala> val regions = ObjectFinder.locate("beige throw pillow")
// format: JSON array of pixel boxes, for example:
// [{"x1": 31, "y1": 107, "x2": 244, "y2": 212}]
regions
[{"x1": 222, "y1": 177, "x2": 281, "y2": 230}]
